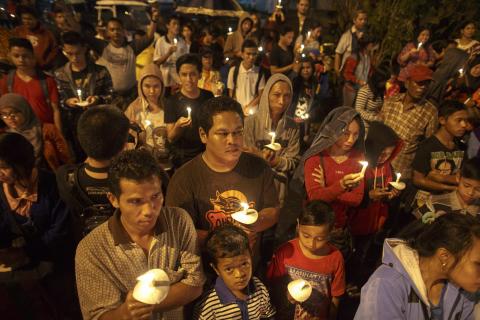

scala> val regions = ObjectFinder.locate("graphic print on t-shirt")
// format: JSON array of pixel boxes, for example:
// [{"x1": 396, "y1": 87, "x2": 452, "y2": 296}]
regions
[
  {"x1": 286, "y1": 265, "x2": 332, "y2": 320},
  {"x1": 205, "y1": 190, "x2": 256, "y2": 230},
  {"x1": 428, "y1": 150, "x2": 464, "y2": 176}
]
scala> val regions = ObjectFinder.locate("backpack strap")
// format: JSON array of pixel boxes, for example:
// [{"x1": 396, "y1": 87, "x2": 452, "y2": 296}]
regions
[
  {"x1": 6, "y1": 69, "x2": 15, "y2": 93},
  {"x1": 66, "y1": 165, "x2": 95, "y2": 209},
  {"x1": 254, "y1": 66, "x2": 265, "y2": 96},
  {"x1": 231, "y1": 63, "x2": 240, "y2": 99}
]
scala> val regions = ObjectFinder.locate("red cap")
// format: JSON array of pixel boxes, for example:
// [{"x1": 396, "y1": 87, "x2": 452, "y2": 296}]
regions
[{"x1": 400, "y1": 64, "x2": 433, "y2": 82}]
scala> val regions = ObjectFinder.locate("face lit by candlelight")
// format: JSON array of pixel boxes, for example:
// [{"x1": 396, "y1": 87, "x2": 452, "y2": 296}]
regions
[
  {"x1": 268, "y1": 81, "x2": 292, "y2": 116},
  {"x1": 334, "y1": 119, "x2": 360, "y2": 153},
  {"x1": 298, "y1": 223, "x2": 331, "y2": 257},
  {"x1": 417, "y1": 29, "x2": 430, "y2": 44},
  {"x1": 212, "y1": 251, "x2": 252, "y2": 294},
  {"x1": 141, "y1": 76, "x2": 163, "y2": 105},
  {"x1": 377, "y1": 145, "x2": 396, "y2": 165}
]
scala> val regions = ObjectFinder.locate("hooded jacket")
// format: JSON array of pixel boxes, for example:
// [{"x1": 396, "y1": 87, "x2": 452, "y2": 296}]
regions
[
  {"x1": 243, "y1": 74, "x2": 300, "y2": 174},
  {"x1": 355, "y1": 239, "x2": 475, "y2": 320},
  {"x1": 348, "y1": 121, "x2": 403, "y2": 236},
  {"x1": 224, "y1": 13, "x2": 253, "y2": 59},
  {"x1": 125, "y1": 63, "x2": 166, "y2": 149}
]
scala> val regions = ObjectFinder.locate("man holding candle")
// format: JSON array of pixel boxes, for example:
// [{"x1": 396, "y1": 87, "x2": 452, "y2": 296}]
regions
[
  {"x1": 166, "y1": 96, "x2": 279, "y2": 268},
  {"x1": 165, "y1": 54, "x2": 214, "y2": 168},
  {"x1": 54, "y1": 31, "x2": 113, "y2": 162},
  {"x1": 75, "y1": 149, "x2": 205, "y2": 320},
  {"x1": 154, "y1": 15, "x2": 188, "y2": 95}
]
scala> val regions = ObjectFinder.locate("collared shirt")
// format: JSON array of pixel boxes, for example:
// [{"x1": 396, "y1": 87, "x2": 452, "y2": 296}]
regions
[
  {"x1": 75, "y1": 207, "x2": 205, "y2": 320},
  {"x1": 381, "y1": 93, "x2": 438, "y2": 179},
  {"x1": 413, "y1": 190, "x2": 480, "y2": 219},
  {"x1": 227, "y1": 63, "x2": 265, "y2": 108},
  {"x1": 193, "y1": 277, "x2": 275, "y2": 320},
  {"x1": 153, "y1": 36, "x2": 188, "y2": 87}
]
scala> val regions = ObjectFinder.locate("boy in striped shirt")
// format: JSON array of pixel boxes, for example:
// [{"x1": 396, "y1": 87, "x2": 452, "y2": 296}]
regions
[{"x1": 193, "y1": 225, "x2": 276, "y2": 319}]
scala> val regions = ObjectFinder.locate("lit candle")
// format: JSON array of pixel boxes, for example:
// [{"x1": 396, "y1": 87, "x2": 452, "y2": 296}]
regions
[
  {"x1": 417, "y1": 42, "x2": 423, "y2": 50},
  {"x1": 258, "y1": 46, "x2": 263, "y2": 52},
  {"x1": 173, "y1": 38, "x2": 178, "y2": 45},
  {"x1": 225, "y1": 57, "x2": 230, "y2": 63},
  {"x1": 248, "y1": 108, "x2": 255, "y2": 115},
  {"x1": 458, "y1": 68, "x2": 464, "y2": 77},
  {"x1": 76, "y1": 88, "x2": 83, "y2": 102},
  {"x1": 395, "y1": 172, "x2": 401, "y2": 183},
  {"x1": 228, "y1": 27, "x2": 233, "y2": 35},
  {"x1": 231, "y1": 202, "x2": 259, "y2": 224},
  {"x1": 269, "y1": 131, "x2": 276, "y2": 145},
  {"x1": 132, "y1": 269, "x2": 170, "y2": 305},
  {"x1": 307, "y1": 31, "x2": 311, "y2": 39},
  {"x1": 300, "y1": 44, "x2": 305, "y2": 52},
  {"x1": 288, "y1": 279, "x2": 312, "y2": 302},
  {"x1": 186, "y1": 107, "x2": 192, "y2": 119},
  {"x1": 359, "y1": 161, "x2": 368, "y2": 176},
  {"x1": 301, "y1": 53, "x2": 306, "y2": 58},
  {"x1": 144, "y1": 119, "x2": 152, "y2": 128},
  {"x1": 276, "y1": 0, "x2": 282, "y2": 8}
]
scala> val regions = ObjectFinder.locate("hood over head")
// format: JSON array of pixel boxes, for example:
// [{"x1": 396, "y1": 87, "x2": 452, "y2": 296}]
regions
[
  {"x1": 0, "y1": 93, "x2": 39, "y2": 131},
  {"x1": 292, "y1": 107, "x2": 365, "y2": 187},
  {"x1": 237, "y1": 12, "x2": 253, "y2": 33},
  {"x1": 137, "y1": 63, "x2": 165, "y2": 109}
]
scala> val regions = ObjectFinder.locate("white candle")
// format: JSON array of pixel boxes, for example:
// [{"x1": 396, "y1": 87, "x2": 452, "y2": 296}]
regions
[
  {"x1": 269, "y1": 132, "x2": 276, "y2": 145},
  {"x1": 228, "y1": 27, "x2": 233, "y2": 35},
  {"x1": 307, "y1": 31, "x2": 311, "y2": 39},
  {"x1": 225, "y1": 57, "x2": 230, "y2": 62},
  {"x1": 459, "y1": 68, "x2": 464, "y2": 77},
  {"x1": 77, "y1": 88, "x2": 82, "y2": 101},
  {"x1": 417, "y1": 42, "x2": 423, "y2": 50},
  {"x1": 144, "y1": 119, "x2": 152, "y2": 128},
  {"x1": 173, "y1": 38, "x2": 178, "y2": 45},
  {"x1": 133, "y1": 269, "x2": 170, "y2": 305},
  {"x1": 258, "y1": 46, "x2": 263, "y2": 52},
  {"x1": 248, "y1": 108, "x2": 255, "y2": 115},
  {"x1": 359, "y1": 161, "x2": 368, "y2": 176},
  {"x1": 395, "y1": 172, "x2": 401, "y2": 183},
  {"x1": 301, "y1": 53, "x2": 306, "y2": 58},
  {"x1": 231, "y1": 202, "x2": 258, "y2": 224},
  {"x1": 300, "y1": 44, "x2": 305, "y2": 52},
  {"x1": 186, "y1": 107, "x2": 192, "y2": 119}
]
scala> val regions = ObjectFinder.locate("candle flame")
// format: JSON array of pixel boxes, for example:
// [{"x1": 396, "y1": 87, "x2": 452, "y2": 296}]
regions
[
  {"x1": 258, "y1": 46, "x2": 263, "y2": 52},
  {"x1": 359, "y1": 161, "x2": 368, "y2": 167},
  {"x1": 144, "y1": 120, "x2": 152, "y2": 127},
  {"x1": 186, "y1": 107, "x2": 192, "y2": 113},
  {"x1": 396, "y1": 173, "x2": 401, "y2": 180}
]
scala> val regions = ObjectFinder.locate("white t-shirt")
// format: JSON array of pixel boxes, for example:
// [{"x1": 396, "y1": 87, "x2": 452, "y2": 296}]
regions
[
  {"x1": 153, "y1": 36, "x2": 188, "y2": 87},
  {"x1": 227, "y1": 63, "x2": 265, "y2": 108}
]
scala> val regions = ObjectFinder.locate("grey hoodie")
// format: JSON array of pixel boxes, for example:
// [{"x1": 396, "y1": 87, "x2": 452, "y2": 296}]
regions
[{"x1": 243, "y1": 74, "x2": 300, "y2": 174}]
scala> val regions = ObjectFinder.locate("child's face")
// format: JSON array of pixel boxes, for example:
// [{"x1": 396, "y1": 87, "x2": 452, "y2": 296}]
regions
[
  {"x1": 377, "y1": 145, "x2": 396, "y2": 165},
  {"x1": 213, "y1": 252, "x2": 252, "y2": 293},
  {"x1": 457, "y1": 176, "x2": 480, "y2": 205},
  {"x1": 298, "y1": 224, "x2": 330, "y2": 255}
]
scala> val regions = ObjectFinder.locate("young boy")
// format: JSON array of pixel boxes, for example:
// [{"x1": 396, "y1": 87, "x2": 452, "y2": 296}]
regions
[
  {"x1": 227, "y1": 39, "x2": 265, "y2": 115},
  {"x1": 194, "y1": 224, "x2": 276, "y2": 319},
  {"x1": 414, "y1": 156, "x2": 480, "y2": 218},
  {"x1": 267, "y1": 200, "x2": 345, "y2": 320},
  {"x1": 412, "y1": 100, "x2": 468, "y2": 208}
]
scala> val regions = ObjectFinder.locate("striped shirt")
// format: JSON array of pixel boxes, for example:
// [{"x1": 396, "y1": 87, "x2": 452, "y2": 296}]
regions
[
  {"x1": 381, "y1": 93, "x2": 438, "y2": 179},
  {"x1": 75, "y1": 207, "x2": 206, "y2": 320},
  {"x1": 354, "y1": 85, "x2": 383, "y2": 126},
  {"x1": 193, "y1": 277, "x2": 275, "y2": 320}
]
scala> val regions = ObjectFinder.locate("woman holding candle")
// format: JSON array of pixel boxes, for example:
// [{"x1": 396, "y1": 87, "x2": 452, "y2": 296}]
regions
[
  {"x1": 347, "y1": 121, "x2": 402, "y2": 286},
  {"x1": 0, "y1": 93, "x2": 70, "y2": 171},
  {"x1": 125, "y1": 63, "x2": 169, "y2": 163},
  {"x1": 355, "y1": 214, "x2": 479, "y2": 319},
  {"x1": 397, "y1": 28, "x2": 436, "y2": 80}
]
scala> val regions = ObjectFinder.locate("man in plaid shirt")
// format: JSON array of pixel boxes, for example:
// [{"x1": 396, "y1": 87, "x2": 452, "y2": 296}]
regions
[{"x1": 380, "y1": 65, "x2": 438, "y2": 179}]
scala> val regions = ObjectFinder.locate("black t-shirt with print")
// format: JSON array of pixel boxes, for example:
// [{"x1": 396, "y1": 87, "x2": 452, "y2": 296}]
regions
[
  {"x1": 165, "y1": 153, "x2": 279, "y2": 231},
  {"x1": 165, "y1": 89, "x2": 214, "y2": 167}
]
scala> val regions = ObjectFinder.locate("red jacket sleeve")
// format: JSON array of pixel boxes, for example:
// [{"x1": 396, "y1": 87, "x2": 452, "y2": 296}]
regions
[
  {"x1": 266, "y1": 245, "x2": 287, "y2": 282},
  {"x1": 305, "y1": 155, "x2": 347, "y2": 202},
  {"x1": 342, "y1": 56, "x2": 359, "y2": 84}
]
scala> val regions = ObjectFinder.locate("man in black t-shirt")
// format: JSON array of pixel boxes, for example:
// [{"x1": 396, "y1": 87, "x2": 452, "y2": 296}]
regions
[
  {"x1": 412, "y1": 101, "x2": 468, "y2": 208},
  {"x1": 270, "y1": 25, "x2": 298, "y2": 77},
  {"x1": 165, "y1": 54, "x2": 214, "y2": 168},
  {"x1": 56, "y1": 106, "x2": 130, "y2": 242},
  {"x1": 166, "y1": 97, "x2": 279, "y2": 263}
]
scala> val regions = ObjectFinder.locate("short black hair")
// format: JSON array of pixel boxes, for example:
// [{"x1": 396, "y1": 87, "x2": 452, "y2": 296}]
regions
[
  {"x1": 461, "y1": 157, "x2": 480, "y2": 181},
  {"x1": 438, "y1": 100, "x2": 466, "y2": 120},
  {"x1": 279, "y1": 24, "x2": 294, "y2": 36},
  {"x1": 198, "y1": 96, "x2": 244, "y2": 134},
  {"x1": 107, "y1": 18, "x2": 124, "y2": 28},
  {"x1": 9, "y1": 37, "x2": 34, "y2": 53},
  {"x1": 17, "y1": 5, "x2": 39, "y2": 19},
  {"x1": 206, "y1": 224, "x2": 251, "y2": 266},
  {"x1": 298, "y1": 200, "x2": 335, "y2": 229},
  {"x1": 175, "y1": 53, "x2": 201, "y2": 73},
  {"x1": 0, "y1": 132, "x2": 35, "y2": 182},
  {"x1": 166, "y1": 14, "x2": 180, "y2": 25},
  {"x1": 77, "y1": 105, "x2": 130, "y2": 161},
  {"x1": 61, "y1": 31, "x2": 86, "y2": 47},
  {"x1": 109, "y1": 149, "x2": 164, "y2": 198},
  {"x1": 241, "y1": 39, "x2": 258, "y2": 52}
]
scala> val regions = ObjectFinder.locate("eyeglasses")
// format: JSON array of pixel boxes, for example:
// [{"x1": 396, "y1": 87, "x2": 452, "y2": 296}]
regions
[{"x1": 0, "y1": 111, "x2": 20, "y2": 120}]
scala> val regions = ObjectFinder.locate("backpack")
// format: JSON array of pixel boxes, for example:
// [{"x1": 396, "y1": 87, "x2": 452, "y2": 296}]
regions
[
  {"x1": 231, "y1": 62, "x2": 266, "y2": 99},
  {"x1": 63, "y1": 165, "x2": 114, "y2": 236},
  {"x1": 7, "y1": 69, "x2": 51, "y2": 106}
]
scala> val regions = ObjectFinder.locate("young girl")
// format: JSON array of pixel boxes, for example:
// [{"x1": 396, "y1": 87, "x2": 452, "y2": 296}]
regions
[{"x1": 267, "y1": 200, "x2": 345, "y2": 320}]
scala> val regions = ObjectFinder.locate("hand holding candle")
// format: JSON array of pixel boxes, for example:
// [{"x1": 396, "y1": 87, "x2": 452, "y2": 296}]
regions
[
  {"x1": 265, "y1": 131, "x2": 282, "y2": 151},
  {"x1": 288, "y1": 279, "x2": 312, "y2": 302},
  {"x1": 389, "y1": 172, "x2": 406, "y2": 190},
  {"x1": 173, "y1": 38, "x2": 178, "y2": 45},
  {"x1": 132, "y1": 269, "x2": 170, "y2": 305},
  {"x1": 231, "y1": 202, "x2": 259, "y2": 225}
]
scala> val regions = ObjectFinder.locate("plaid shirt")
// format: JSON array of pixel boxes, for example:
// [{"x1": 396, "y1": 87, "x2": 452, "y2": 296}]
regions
[{"x1": 381, "y1": 93, "x2": 438, "y2": 179}]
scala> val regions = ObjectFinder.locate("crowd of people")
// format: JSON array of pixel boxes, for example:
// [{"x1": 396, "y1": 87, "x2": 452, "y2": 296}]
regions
[{"x1": 0, "y1": 0, "x2": 480, "y2": 319}]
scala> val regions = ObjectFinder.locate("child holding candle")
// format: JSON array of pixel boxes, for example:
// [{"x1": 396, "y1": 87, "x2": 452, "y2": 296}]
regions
[
  {"x1": 267, "y1": 200, "x2": 345, "y2": 320},
  {"x1": 193, "y1": 224, "x2": 276, "y2": 319},
  {"x1": 347, "y1": 121, "x2": 402, "y2": 286}
]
